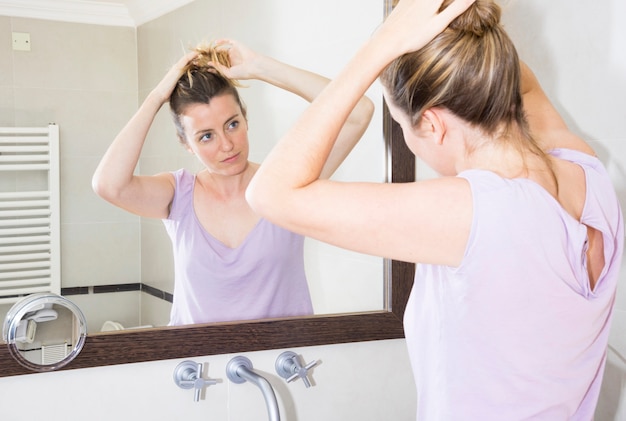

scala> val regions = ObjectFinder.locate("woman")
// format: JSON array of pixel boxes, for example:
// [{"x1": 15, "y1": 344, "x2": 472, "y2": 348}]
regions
[
  {"x1": 92, "y1": 40, "x2": 374, "y2": 325},
  {"x1": 247, "y1": 0, "x2": 623, "y2": 419}
]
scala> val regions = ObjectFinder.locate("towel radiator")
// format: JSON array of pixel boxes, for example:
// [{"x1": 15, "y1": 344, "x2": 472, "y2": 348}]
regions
[{"x1": 0, "y1": 124, "x2": 60, "y2": 304}]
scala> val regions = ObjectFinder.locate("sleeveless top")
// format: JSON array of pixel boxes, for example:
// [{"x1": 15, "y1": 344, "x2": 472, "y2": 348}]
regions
[
  {"x1": 404, "y1": 148, "x2": 624, "y2": 420},
  {"x1": 163, "y1": 169, "x2": 313, "y2": 325}
]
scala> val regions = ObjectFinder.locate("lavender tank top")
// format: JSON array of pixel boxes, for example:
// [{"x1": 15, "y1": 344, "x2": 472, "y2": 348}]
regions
[
  {"x1": 404, "y1": 148, "x2": 624, "y2": 420},
  {"x1": 163, "y1": 169, "x2": 313, "y2": 325}
]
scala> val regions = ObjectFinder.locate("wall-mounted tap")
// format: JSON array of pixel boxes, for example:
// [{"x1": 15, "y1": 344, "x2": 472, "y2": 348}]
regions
[
  {"x1": 173, "y1": 360, "x2": 218, "y2": 402},
  {"x1": 226, "y1": 355, "x2": 280, "y2": 421},
  {"x1": 275, "y1": 351, "x2": 319, "y2": 388}
]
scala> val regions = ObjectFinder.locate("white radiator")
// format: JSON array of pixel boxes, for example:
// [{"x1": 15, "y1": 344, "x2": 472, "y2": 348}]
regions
[
  {"x1": 41, "y1": 343, "x2": 69, "y2": 365},
  {"x1": 0, "y1": 124, "x2": 61, "y2": 304}
]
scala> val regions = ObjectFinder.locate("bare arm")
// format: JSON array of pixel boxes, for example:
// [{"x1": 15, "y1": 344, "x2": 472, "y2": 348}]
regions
[
  {"x1": 92, "y1": 52, "x2": 197, "y2": 218},
  {"x1": 246, "y1": 0, "x2": 475, "y2": 266},
  {"x1": 213, "y1": 39, "x2": 375, "y2": 179},
  {"x1": 520, "y1": 61, "x2": 595, "y2": 156}
]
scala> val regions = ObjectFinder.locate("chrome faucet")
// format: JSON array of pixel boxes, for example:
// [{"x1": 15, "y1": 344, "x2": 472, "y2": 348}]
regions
[
  {"x1": 173, "y1": 360, "x2": 218, "y2": 402},
  {"x1": 275, "y1": 350, "x2": 319, "y2": 388},
  {"x1": 226, "y1": 355, "x2": 280, "y2": 421}
]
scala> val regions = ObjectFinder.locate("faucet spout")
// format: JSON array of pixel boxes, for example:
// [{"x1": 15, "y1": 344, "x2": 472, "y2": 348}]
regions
[{"x1": 226, "y1": 356, "x2": 280, "y2": 421}]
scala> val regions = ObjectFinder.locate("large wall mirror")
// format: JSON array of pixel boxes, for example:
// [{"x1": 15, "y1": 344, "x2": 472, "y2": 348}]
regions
[{"x1": 0, "y1": 0, "x2": 414, "y2": 376}]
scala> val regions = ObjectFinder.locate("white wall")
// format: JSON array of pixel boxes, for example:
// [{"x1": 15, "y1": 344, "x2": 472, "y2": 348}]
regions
[
  {"x1": 0, "y1": 340, "x2": 416, "y2": 421},
  {"x1": 0, "y1": 1, "x2": 624, "y2": 420}
]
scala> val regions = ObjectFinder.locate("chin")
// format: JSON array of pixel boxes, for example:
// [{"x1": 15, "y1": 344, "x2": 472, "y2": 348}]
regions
[{"x1": 224, "y1": 161, "x2": 249, "y2": 175}]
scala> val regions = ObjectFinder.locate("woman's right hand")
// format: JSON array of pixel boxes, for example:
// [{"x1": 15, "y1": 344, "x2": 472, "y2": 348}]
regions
[
  {"x1": 151, "y1": 51, "x2": 198, "y2": 105},
  {"x1": 376, "y1": 0, "x2": 475, "y2": 57}
]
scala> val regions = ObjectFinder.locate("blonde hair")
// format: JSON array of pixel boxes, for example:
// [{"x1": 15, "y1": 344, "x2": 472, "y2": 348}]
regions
[
  {"x1": 380, "y1": 0, "x2": 554, "y2": 185},
  {"x1": 182, "y1": 43, "x2": 243, "y2": 88}
]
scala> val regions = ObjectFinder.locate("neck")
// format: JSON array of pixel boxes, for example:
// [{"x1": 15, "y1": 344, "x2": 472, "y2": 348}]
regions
[
  {"x1": 465, "y1": 143, "x2": 528, "y2": 178},
  {"x1": 460, "y1": 127, "x2": 548, "y2": 180},
  {"x1": 199, "y1": 162, "x2": 258, "y2": 198}
]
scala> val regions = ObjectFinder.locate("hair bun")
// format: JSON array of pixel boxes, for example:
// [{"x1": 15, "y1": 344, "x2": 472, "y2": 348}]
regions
[
  {"x1": 190, "y1": 44, "x2": 232, "y2": 71},
  {"x1": 180, "y1": 43, "x2": 242, "y2": 88},
  {"x1": 446, "y1": 0, "x2": 501, "y2": 37}
]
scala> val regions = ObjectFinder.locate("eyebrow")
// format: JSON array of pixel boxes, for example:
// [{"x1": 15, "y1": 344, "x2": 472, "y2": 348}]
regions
[{"x1": 192, "y1": 113, "x2": 240, "y2": 137}]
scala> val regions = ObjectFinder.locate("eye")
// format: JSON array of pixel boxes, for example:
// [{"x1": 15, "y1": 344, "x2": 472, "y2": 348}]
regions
[
  {"x1": 227, "y1": 120, "x2": 239, "y2": 131},
  {"x1": 199, "y1": 132, "x2": 213, "y2": 143}
]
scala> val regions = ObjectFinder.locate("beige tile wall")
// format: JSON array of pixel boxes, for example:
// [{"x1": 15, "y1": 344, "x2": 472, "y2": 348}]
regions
[{"x1": 0, "y1": 16, "x2": 147, "y2": 328}]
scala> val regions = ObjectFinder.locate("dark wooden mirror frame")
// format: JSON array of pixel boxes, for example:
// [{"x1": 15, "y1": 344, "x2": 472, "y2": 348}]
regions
[{"x1": 0, "y1": 2, "x2": 413, "y2": 377}]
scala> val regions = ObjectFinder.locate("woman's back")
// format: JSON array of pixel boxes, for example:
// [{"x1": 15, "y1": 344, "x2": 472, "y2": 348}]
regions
[{"x1": 404, "y1": 148, "x2": 624, "y2": 420}]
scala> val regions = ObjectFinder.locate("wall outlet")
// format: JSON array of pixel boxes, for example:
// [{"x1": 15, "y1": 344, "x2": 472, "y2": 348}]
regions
[{"x1": 12, "y1": 32, "x2": 31, "y2": 51}]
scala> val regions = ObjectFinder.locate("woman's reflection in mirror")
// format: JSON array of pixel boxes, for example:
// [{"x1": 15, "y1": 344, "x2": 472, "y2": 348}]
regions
[{"x1": 92, "y1": 40, "x2": 374, "y2": 325}]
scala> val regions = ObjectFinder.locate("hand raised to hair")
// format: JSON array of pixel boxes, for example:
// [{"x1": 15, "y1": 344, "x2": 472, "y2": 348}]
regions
[
  {"x1": 209, "y1": 39, "x2": 263, "y2": 81},
  {"x1": 376, "y1": 0, "x2": 475, "y2": 56},
  {"x1": 151, "y1": 51, "x2": 198, "y2": 105}
]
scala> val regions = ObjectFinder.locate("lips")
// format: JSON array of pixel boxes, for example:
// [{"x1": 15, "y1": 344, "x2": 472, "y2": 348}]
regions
[{"x1": 222, "y1": 153, "x2": 239, "y2": 163}]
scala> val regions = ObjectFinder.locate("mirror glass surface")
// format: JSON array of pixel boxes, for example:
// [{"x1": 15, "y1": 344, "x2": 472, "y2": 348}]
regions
[
  {"x1": 0, "y1": 0, "x2": 384, "y2": 332},
  {"x1": 2, "y1": 293, "x2": 87, "y2": 371},
  {"x1": 0, "y1": 0, "x2": 412, "y2": 377}
]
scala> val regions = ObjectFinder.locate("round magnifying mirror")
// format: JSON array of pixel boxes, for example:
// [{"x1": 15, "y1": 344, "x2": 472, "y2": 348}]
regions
[{"x1": 2, "y1": 293, "x2": 87, "y2": 372}]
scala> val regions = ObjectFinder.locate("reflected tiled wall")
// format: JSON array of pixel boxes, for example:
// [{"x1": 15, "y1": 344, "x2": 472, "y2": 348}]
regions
[{"x1": 0, "y1": 16, "x2": 146, "y2": 327}]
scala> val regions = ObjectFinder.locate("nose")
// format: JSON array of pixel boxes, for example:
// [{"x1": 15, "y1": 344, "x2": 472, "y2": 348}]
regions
[{"x1": 219, "y1": 133, "x2": 234, "y2": 152}]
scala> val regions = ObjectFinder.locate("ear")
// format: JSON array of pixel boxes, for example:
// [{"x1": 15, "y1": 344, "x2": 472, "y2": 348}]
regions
[{"x1": 417, "y1": 109, "x2": 446, "y2": 145}]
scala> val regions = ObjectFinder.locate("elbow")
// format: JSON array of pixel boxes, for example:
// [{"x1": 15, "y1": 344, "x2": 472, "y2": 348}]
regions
[
  {"x1": 351, "y1": 95, "x2": 375, "y2": 129},
  {"x1": 245, "y1": 179, "x2": 270, "y2": 219},
  {"x1": 91, "y1": 170, "x2": 119, "y2": 203},
  {"x1": 91, "y1": 172, "x2": 105, "y2": 198},
  {"x1": 246, "y1": 176, "x2": 285, "y2": 224},
  {"x1": 364, "y1": 96, "x2": 375, "y2": 121}
]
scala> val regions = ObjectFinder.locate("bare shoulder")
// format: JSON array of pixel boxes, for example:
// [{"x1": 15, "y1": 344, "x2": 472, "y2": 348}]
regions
[
  {"x1": 154, "y1": 171, "x2": 176, "y2": 184},
  {"x1": 125, "y1": 171, "x2": 177, "y2": 219},
  {"x1": 520, "y1": 62, "x2": 595, "y2": 157},
  {"x1": 411, "y1": 176, "x2": 472, "y2": 204},
  {"x1": 396, "y1": 176, "x2": 473, "y2": 266},
  {"x1": 148, "y1": 171, "x2": 177, "y2": 195},
  {"x1": 283, "y1": 176, "x2": 473, "y2": 266},
  {"x1": 540, "y1": 127, "x2": 596, "y2": 157}
]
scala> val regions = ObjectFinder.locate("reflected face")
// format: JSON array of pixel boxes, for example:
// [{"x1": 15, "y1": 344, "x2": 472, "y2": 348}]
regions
[{"x1": 180, "y1": 94, "x2": 250, "y2": 176}]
